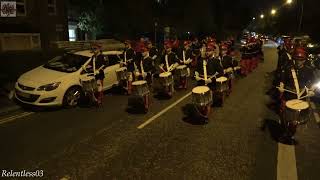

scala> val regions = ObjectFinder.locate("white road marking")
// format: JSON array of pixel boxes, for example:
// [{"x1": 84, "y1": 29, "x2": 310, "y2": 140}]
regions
[
  {"x1": 0, "y1": 112, "x2": 34, "y2": 125},
  {"x1": 137, "y1": 92, "x2": 192, "y2": 129},
  {"x1": 277, "y1": 143, "x2": 298, "y2": 180}
]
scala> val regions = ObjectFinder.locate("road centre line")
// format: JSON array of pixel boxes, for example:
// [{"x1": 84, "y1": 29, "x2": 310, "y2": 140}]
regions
[
  {"x1": 277, "y1": 143, "x2": 298, "y2": 180},
  {"x1": 0, "y1": 112, "x2": 34, "y2": 125},
  {"x1": 137, "y1": 92, "x2": 192, "y2": 129}
]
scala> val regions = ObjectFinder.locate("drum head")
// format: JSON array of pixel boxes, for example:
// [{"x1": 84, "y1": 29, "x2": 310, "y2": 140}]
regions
[
  {"x1": 286, "y1": 99, "x2": 309, "y2": 110},
  {"x1": 160, "y1": 72, "x2": 172, "y2": 77},
  {"x1": 216, "y1": 77, "x2": 228, "y2": 82},
  {"x1": 132, "y1": 80, "x2": 147, "y2": 86},
  {"x1": 177, "y1": 65, "x2": 187, "y2": 69},
  {"x1": 116, "y1": 67, "x2": 127, "y2": 72},
  {"x1": 192, "y1": 86, "x2": 210, "y2": 94}
]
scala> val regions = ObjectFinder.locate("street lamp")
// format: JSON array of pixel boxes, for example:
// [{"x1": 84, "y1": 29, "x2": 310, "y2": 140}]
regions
[
  {"x1": 260, "y1": 14, "x2": 264, "y2": 19},
  {"x1": 253, "y1": 17, "x2": 256, "y2": 20},
  {"x1": 271, "y1": 9, "x2": 277, "y2": 15},
  {"x1": 286, "y1": 0, "x2": 293, "y2": 5}
]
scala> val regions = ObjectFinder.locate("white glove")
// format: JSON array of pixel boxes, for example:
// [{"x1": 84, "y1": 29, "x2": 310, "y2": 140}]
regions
[
  {"x1": 205, "y1": 78, "x2": 212, "y2": 84},
  {"x1": 278, "y1": 82, "x2": 285, "y2": 93},
  {"x1": 308, "y1": 90, "x2": 315, "y2": 97},
  {"x1": 194, "y1": 71, "x2": 200, "y2": 80}
]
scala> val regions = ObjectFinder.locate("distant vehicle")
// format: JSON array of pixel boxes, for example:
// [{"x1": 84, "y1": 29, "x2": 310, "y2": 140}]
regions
[{"x1": 15, "y1": 50, "x2": 124, "y2": 107}]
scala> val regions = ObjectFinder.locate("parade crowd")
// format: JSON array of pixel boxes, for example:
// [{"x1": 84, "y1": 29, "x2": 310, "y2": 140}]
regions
[{"x1": 90, "y1": 34, "x2": 263, "y2": 119}]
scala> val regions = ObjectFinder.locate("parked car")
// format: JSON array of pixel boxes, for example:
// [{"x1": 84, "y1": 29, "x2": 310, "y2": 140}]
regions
[{"x1": 15, "y1": 50, "x2": 123, "y2": 107}]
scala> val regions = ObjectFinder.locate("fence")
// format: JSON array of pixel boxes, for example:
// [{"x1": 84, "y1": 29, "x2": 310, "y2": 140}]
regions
[{"x1": 50, "y1": 39, "x2": 125, "y2": 52}]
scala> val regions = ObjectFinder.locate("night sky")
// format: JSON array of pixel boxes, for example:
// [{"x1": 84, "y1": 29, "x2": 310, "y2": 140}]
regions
[{"x1": 71, "y1": 0, "x2": 320, "y2": 40}]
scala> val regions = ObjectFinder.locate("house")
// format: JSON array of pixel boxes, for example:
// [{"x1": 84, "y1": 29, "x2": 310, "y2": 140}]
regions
[{"x1": 0, "y1": 0, "x2": 68, "y2": 51}]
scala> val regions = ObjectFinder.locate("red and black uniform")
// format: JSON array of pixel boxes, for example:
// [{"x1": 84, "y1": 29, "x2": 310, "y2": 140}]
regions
[
  {"x1": 160, "y1": 51, "x2": 179, "y2": 72},
  {"x1": 124, "y1": 47, "x2": 135, "y2": 72},
  {"x1": 196, "y1": 57, "x2": 224, "y2": 90},
  {"x1": 240, "y1": 41, "x2": 252, "y2": 76}
]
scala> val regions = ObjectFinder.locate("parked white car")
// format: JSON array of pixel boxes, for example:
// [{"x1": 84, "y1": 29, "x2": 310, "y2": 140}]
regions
[{"x1": 15, "y1": 50, "x2": 123, "y2": 107}]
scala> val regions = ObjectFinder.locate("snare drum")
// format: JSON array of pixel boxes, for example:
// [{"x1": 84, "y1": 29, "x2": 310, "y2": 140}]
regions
[
  {"x1": 176, "y1": 65, "x2": 188, "y2": 77},
  {"x1": 159, "y1": 72, "x2": 174, "y2": 87},
  {"x1": 216, "y1": 77, "x2": 229, "y2": 92},
  {"x1": 132, "y1": 80, "x2": 150, "y2": 96},
  {"x1": 192, "y1": 86, "x2": 212, "y2": 106},
  {"x1": 285, "y1": 99, "x2": 310, "y2": 124},
  {"x1": 81, "y1": 76, "x2": 97, "y2": 92},
  {"x1": 116, "y1": 67, "x2": 127, "y2": 81}
]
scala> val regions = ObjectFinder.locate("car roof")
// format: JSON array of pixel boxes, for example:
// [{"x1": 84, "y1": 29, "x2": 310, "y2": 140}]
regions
[{"x1": 73, "y1": 50, "x2": 123, "y2": 57}]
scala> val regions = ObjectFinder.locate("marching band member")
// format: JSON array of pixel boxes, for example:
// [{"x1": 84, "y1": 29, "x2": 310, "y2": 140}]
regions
[
  {"x1": 147, "y1": 41, "x2": 159, "y2": 66},
  {"x1": 135, "y1": 46, "x2": 155, "y2": 86},
  {"x1": 278, "y1": 47, "x2": 315, "y2": 141},
  {"x1": 195, "y1": 41, "x2": 224, "y2": 92},
  {"x1": 123, "y1": 40, "x2": 136, "y2": 95},
  {"x1": 278, "y1": 47, "x2": 315, "y2": 101},
  {"x1": 240, "y1": 39, "x2": 251, "y2": 76},
  {"x1": 160, "y1": 40, "x2": 179, "y2": 73},
  {"x1": 220, "y1": 43, "x2": 235, "y2": 94},
  {"x1": 92, "y1": 44, "x2": 106, "y2": 106},
  {"x1": 176, "y1": 40, "x2": 193, "y2": 89},
  {"x1": 158, "y1": 40, "x2": 179, "y2": 97},
  {"x1": 274, "y1": 36, "x2": 294, "y2": 86}
]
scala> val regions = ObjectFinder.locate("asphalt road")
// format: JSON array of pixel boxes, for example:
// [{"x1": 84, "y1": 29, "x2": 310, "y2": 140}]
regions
[{"x1": 0, "y1": 42, "x2": 320, "y2": 180}]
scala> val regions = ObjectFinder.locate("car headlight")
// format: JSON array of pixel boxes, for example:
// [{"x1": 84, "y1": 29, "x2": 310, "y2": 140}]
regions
[
  {"x1": 37, "y1": 82, "x2": 61, "y2": 91},
  {"x1": 307, "y1": 43, "x2": 314, "y2": 48}
]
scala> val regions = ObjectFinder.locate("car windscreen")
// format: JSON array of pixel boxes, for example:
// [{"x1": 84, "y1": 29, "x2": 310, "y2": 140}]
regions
[{"x1": 43, "y1": 53, "x2": 90, "y2": 73}]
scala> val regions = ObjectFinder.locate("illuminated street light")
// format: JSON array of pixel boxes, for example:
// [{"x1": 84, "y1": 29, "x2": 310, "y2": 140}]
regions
[
  {"x1": 260, "y1": 14, "x2": 264, "y2": 19},
  {"x1": 253, "y1": 17, "x2": 256, "y2": 20},
  {"x1": 286, "y1": 0, "x2": 293, "y2": 5},
  {"x1": 271, "y1": 9, "x2": 277, "y2": 15}
]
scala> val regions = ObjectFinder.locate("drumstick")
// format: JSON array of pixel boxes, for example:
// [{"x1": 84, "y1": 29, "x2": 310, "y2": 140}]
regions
[
  {"x1": 183, "y1": 50, "x2": 186, "y2": 64},
  {"x1": 275, "y1": 87, "x2": 297, "y2": 94},
  {"x1": 291, "y1": 68, "x2": 301, "y2": 99}
]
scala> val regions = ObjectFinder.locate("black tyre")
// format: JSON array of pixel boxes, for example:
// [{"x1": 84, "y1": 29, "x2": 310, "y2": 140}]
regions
[{"x1": 63, "y1": 86, "x2": 83, "y2": 108}]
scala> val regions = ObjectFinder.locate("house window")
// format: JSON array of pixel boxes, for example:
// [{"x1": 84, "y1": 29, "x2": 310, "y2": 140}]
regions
[
  {"x1": 68, "y1": 29, "x2": 76, "y2": 41},
  {"x1": 48, "y1": 0, "x2": 56, "y2": 15},
  {"x1": 16, "y1": 0, "x2": 26, "y2": 16}
]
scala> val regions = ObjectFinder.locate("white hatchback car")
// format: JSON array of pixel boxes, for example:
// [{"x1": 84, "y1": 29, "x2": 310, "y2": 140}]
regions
[{"x1": 15, "y1": 50, "x2": 123, "y2": 107}]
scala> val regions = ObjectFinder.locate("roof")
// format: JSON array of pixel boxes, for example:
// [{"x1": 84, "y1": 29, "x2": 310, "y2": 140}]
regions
[{"x1": 73, "y1": 50, "x2": 123, "y2": 57}]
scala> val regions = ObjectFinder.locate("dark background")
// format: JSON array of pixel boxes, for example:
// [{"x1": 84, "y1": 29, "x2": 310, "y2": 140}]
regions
[{"x1": 65, "y1": 0, "x2": 320, "y2": 41}]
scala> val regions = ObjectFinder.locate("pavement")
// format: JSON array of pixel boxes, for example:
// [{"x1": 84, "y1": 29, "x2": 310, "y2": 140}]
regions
[{"x1": 0, "y1": 42, "x2": 320, "y2": 179}]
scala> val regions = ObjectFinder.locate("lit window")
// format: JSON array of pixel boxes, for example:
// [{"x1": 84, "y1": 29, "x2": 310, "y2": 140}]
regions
[
  {"x1": 16, "y1": 0, "x2": 26, "y2": 16},
  {"x1": 48, "y1": 0, "x2": 56, "y2": 15},
  {"x1": 69, "y1": 29, "x2": 76, "y2": 41}
]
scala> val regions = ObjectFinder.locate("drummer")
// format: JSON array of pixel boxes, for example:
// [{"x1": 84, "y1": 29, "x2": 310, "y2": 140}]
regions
[
  {"x1": 147, "y1": 41, "x2": 159, "y2": 66},
  {"x1": 220, "y1": 43, "x2": 235, "y2": 94},
  {"x1": 176, "y1": 40, "x2": 193, "y2": 89},
  {"x1": 123, "y1": 40, "x2": 136, "y2": 95},
  {"x1": 195, "y1": 40, "x2": 224, "y2": 92},
  {"x1": 159, "y1": 40, "x2": 179, "y2": 73},
  {"x1": 278, "y1": 47, "x2": 316, "y2": 104},
  {"x1": 134, "y1": 46, "x2": 155, "y2": 86}
]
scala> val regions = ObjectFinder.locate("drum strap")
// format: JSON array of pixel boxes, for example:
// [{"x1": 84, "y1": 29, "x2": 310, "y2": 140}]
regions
[
  {"x1": 291, "y1": 68, "x2": 300, "y2": 98},
  {"x1": 140, "y1": 60, "x2": 145, "y2": 74},
  {"x1": 124, "y1": 51, "x2": 127, "y2": 64},
  {"x1": 165, "y1": 55, "x2": 170, "y2": 71}
]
